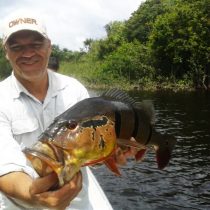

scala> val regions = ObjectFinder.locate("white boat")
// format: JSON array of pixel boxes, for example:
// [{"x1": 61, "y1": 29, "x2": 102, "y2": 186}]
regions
[{"x1": 86, "y1": 167, "x2": 113, "y2": 210}]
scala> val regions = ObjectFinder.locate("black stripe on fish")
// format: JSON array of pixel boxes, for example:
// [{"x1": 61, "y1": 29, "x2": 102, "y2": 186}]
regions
[
  {"x1": 99, "y1": 135, "x2": 106, "y2": 149},
  {"x1": 81, "y1": 116, "x2": 108, "y2": 129},
  {"x1": 132, "y1": 108, "x2": 139, "y2": 138},
  {"x1": 144, "y1": 124, "x2": 153, "y2": 145},
  {"x1": 91, "y1": 131, "x2": 95, "y2": 141},
  {"x1": 115, "y1": 111, "x2": 121, "y2": 138}
]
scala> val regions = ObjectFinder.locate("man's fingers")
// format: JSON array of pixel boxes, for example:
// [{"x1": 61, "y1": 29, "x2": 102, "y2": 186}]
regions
[
  {"x1": 51, "y1": 171, "x2": 82, "y2": 201},
  {"x1": 32, "y1": 172, "x2": 82, "y2": 209},
  {"x1": 30, "y1": 173, "x2": 58, "y2": 195}
]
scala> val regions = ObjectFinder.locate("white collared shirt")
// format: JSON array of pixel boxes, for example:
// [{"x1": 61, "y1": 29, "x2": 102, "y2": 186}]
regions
[{"x1": 0, "y1": 70, "x2": 113, "y2": 210}]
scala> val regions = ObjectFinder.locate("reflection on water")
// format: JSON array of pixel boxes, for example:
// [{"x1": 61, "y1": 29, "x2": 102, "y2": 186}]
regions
[{"x1": 89, "y1": 89, "x2": 210, "y2": 210}]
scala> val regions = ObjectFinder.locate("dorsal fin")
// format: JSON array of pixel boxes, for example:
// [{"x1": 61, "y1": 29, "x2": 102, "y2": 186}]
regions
[
  {"x1": 102, "y1": 89, "x2": 156, "y2": 125},
  {"x1": 102, "y1": 88, "x2": 136, "y2": 106}
]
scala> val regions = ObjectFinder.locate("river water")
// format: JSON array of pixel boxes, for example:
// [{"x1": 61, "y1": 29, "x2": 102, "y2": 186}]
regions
[{"x1": 89, "y1": 89, "x2": 210, "y2": 210}]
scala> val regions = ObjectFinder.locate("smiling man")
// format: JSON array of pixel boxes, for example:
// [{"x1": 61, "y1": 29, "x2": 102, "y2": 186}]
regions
[
  {"x1": 5, "y1": 30, "x2": 51, "y2": 101},
  {"x1": 0, "y1": 10, "x2": 113, "y2": 210}
]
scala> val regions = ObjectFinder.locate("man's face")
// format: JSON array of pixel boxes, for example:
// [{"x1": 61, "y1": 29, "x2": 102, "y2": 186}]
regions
[{"x1": 5, "y1": 30, "x2": 51, "y2": 82}]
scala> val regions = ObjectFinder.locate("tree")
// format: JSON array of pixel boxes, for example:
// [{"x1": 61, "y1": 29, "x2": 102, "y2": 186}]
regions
[
  {"x1": 96, "y1": 21, "x2": 127, "y2": 59},
  {"x1": 148, "y1": 0, "x2": 210, "y2": 83},
  {"x1": 83, "y1": 38, "x2": 93, "y2": 52},
  {"x1": 124, "y1": 0, "x2": 167, "y2": 43},
  {"x1": 0, "y1": 39, "x2": 11, "y2": 79},
  {"x1": 101, "y1": 40, "x2": 154, "y2": 82}
]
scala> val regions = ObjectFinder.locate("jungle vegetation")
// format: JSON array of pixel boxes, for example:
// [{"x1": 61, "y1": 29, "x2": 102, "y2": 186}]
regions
[{"x1": 0, "y1": 0, "x2": 209, "y2": 91}]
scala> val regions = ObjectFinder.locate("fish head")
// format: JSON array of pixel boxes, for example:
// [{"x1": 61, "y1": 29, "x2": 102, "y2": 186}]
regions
[
  {"x1": 24, "y1": 114, "x2": 117, "y2": 185},
  {"x1": 46, "y1": 115, "x2": 117, "y2": 163}
]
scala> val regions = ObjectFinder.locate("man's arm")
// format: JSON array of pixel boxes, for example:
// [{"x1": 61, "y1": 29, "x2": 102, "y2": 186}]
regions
[
  {"x1": 0, "y1": 171, "x2": 82, "y2": 209},
  {"x1": 0, "y1": 171, "x2": 34, "y2": 204}
]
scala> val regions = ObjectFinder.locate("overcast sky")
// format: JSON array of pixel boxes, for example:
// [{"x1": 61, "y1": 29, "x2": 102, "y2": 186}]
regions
[{"x1": 0, "y1": 0, "x2": 145, "y2": 51}]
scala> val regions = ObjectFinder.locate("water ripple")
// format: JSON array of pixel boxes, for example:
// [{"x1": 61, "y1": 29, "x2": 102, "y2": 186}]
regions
[{"x1": 91, "y1": 90, "x2": 210, "y2": 210}]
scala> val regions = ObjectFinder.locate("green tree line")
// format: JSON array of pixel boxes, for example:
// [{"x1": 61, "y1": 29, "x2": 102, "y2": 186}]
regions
[{"x1": 1, "y1": 0, "x2": 209, "y2": 90}]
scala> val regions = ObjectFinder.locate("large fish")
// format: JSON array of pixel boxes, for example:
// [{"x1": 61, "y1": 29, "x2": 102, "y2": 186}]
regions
[{"x1": 23, "y1": 89, "x2": 176, "y2": 186}]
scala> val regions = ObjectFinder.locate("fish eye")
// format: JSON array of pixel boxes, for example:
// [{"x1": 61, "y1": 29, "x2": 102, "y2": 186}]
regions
[{"x1": 66, "y1": 121, "x2": 78, "y2": 130}]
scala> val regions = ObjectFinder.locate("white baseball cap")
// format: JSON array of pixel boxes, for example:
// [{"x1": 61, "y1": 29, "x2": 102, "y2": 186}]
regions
[{"x1": 2, "y1": 10, "x2": 48, "y2": 45}]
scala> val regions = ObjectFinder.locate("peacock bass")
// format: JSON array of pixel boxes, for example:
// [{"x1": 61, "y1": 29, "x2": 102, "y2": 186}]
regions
[{"x1": 23, "y1": 89, "x2": 176, "y2": 186}]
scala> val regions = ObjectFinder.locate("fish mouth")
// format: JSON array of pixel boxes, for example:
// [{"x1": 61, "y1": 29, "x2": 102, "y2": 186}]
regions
[
  {"x1": 24, "y1": 148, "x2": 54, "y2": 176},
  {"x1": 23, "y1": 141, "x2": 64, "y2": 177}
]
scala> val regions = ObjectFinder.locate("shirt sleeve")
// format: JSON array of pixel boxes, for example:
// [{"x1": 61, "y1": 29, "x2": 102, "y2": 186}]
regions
[{"x1": 0, "y1": 108, "x2": 37, "y2": 178}]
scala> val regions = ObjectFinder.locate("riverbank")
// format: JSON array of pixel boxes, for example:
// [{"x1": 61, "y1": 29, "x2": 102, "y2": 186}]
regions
[
  {"x1": 60, "y1": 62, "x2": 208, "y2": 92},
  {"x1": 74, "y1": 78, "x2": 198, "y2": 92}
]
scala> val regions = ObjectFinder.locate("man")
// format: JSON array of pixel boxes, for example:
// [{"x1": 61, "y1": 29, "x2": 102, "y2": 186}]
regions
[{"x1": 0, "y1": 10, "x2": 113, "y2": 210}]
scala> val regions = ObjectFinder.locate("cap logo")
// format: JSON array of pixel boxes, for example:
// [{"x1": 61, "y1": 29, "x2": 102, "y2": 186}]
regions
[{"x1": 9, "y1": 18, "x2": 38, "y2": 28}]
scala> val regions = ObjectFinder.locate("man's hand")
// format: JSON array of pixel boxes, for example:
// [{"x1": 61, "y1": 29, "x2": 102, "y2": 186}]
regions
[
  {"x1": 0, "y1": 171, "x2": 82, "y2": 210},
  {"x1": 30, "y1": 171, "x2": 82, "y2": 210}
]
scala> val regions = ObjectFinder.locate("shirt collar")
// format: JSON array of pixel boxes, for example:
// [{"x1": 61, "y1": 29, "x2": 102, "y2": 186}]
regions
[
  {"x1": 11, "y1": 72, "x2": 28, "y2": 99},
  {"x1": 48, "y1": 69, "x2": 68, "y2": 97},
  {"x1": 11, "y1": 69, "x2": 67, "y2": 99}
]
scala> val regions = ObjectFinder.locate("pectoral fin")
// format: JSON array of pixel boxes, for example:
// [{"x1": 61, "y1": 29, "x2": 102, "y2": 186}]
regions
[
  {"x1": 135, "y1": 148, "x2": 147, "y2": 162},
  {"x1": 104, "y1": 156, "x2": 121, "y2": 176},
  {"x1": 117, "y1": 138, "x2": 147, "y2": 162}
]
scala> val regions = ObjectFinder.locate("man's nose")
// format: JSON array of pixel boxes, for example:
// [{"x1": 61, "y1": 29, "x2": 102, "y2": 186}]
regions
[{"x1": 21, "y1": 45, "x2": 36, "y2": 56}]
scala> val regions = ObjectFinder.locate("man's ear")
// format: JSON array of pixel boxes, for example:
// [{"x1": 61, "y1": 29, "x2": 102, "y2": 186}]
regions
[
  {"x1": 49, "y1": 40, "x2": 52, "y2": 51},
  {"x1": 48, "y1": 39, "x2": 52, "y2": 54},
  {"x1": 3, "y1": 46, "x2": 9, "y2": 60},
  {"x1": 5, "y1": 52, "x2": 9, "y2": 60}
]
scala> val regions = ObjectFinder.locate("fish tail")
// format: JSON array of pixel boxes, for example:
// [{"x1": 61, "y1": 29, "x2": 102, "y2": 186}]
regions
[
  {"x1": 156, "y1": 147, "x2": 171, "y2": 169},
  {"x1": 154, "y1": 134, "x2": 176, "y2": 169}
]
